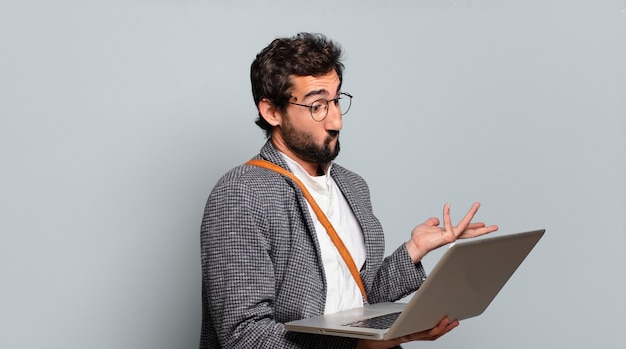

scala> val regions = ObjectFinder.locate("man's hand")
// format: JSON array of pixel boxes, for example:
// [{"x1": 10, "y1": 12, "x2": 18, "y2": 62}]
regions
[
  {"x1": 355, "y1": 317, "x2": 459, "y2": 349},
  {"x1": 405, "y1": 202, "x2": 498, "y2": 263}
]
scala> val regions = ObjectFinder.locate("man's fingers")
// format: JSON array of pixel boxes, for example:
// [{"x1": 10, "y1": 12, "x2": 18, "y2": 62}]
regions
[
  {"x1": 392, "y1": 318, "x2": 459, "y2": 344},
  {"x1": 442, "y1": 202, "x2": 453, "y2": 235},
  {"x1": 466, "y1": 222, "x2": 486, "y2": 230},
  {"x1": 459, "y1": 225, "x2": 499, "y2": 238},
  {"x1": 454, "y1": 202, "x2": 481, "y2": 233}
]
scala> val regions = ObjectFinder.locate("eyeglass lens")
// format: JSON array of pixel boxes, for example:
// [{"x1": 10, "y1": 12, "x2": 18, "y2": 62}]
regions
[{"x1": 311, "y1": 95, "x2": 352, "y2": 121}]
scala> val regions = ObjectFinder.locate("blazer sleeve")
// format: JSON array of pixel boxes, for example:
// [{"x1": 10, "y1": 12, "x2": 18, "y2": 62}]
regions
[
  {"x1": 201, "y1": 177, "x2": 358, "y2": 349},
  {"x1": 367, "y1": 244, "x2": 428, "y2": 304}
]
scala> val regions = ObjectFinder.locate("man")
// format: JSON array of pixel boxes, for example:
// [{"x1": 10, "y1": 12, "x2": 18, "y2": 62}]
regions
[{"x1": 200, "y1": 32, "x2": 498, "y2": 349}]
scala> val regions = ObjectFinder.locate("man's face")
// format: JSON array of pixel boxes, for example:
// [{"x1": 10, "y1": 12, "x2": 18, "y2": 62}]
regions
[{"x1": 274, "y1": 71, "x2": 343, "y2": 166}]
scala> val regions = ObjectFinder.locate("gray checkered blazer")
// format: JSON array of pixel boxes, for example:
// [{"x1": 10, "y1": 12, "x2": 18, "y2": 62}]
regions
[{"x1": 200, "y1": 140, "x2": 426, "y2": 348}]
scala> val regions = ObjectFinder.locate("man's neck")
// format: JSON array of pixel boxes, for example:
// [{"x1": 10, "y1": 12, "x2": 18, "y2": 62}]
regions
[{"x1": 315, "y1": 165, "x2": 326, "y2": 176}]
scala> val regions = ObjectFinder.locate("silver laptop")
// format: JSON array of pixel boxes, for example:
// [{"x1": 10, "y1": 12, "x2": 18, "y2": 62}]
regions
[{"x1": 285, "y1": 229, "x2": 545, "y2": 340}]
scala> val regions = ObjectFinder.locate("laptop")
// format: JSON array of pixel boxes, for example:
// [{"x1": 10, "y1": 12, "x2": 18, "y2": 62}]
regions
[{"x1": 285, "y1": 229, "x2": 545, "y2": 340}]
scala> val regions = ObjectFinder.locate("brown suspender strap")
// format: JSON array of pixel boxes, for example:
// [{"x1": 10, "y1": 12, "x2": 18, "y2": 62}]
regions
[{"x1": 245, "y1": 159, "x2": 368, "y2": 303}]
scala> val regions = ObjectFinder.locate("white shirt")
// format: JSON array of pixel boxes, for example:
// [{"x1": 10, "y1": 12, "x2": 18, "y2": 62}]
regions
[{"x1": 281, "y1": 154, "x2": 366, "y2": 314}]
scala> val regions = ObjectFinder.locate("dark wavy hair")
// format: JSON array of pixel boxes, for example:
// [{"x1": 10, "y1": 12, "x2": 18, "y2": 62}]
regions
[{"x1": 250, "y1": 32, "x2": 344, "y2": 137}]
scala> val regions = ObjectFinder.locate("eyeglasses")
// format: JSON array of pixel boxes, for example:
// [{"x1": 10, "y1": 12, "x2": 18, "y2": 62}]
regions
[{"x1": 286, "y1": 92, "x2": 353, "y2": 121}]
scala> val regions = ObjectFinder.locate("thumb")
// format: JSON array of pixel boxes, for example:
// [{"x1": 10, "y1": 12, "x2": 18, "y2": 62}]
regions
[{"x1": 424, "y1": 217, "x2": 440, "y2": 226}]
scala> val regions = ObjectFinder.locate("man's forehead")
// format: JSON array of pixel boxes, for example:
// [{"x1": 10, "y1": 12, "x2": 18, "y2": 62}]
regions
[{"x1": 289, "y1": 72, "x2": 341, "y2": 100}]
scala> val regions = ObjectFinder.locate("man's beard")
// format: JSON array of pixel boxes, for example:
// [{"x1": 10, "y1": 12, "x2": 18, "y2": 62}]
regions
[{"x1": 281, "y1": 119, "x2": 340, "y2": 164}]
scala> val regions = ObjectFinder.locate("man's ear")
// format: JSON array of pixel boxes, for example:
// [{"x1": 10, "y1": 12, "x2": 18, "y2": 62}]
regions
[{"x1": 258, "y1": 98, "x2": 282, "y2": 127}]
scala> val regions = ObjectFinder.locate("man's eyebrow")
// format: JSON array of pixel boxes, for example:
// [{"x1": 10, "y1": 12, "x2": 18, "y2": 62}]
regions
[
  {"x1": 302, "y1": 86, "x2": 342, "y2": 100},
  {"x1": 302, "y1": 89, "x2": 329, "y2": 100}
]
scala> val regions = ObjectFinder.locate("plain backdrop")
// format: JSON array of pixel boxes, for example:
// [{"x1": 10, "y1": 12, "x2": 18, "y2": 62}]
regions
[{"x1": 1, "y1": 1, "x2": 625, "y2": 348}]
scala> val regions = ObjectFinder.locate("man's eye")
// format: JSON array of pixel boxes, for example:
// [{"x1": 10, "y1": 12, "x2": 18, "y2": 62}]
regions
[{"x1": 310, "y1": 104, "x2": 323, "y2": 113}]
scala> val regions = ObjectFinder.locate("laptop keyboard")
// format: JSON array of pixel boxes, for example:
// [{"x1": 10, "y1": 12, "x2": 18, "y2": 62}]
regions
[{"x1": 342, "y1": 312, "x2": 401, "y2": 330}]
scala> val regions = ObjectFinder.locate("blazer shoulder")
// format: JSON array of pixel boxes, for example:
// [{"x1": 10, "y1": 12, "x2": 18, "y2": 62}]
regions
[{"x1": 210, "y1": 162, "x2": 293, "y2": 198}]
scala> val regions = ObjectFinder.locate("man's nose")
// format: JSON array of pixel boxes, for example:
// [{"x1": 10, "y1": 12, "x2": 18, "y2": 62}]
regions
[{"x1": 325, "y1": 102, "x2": 343, "y2": 130}]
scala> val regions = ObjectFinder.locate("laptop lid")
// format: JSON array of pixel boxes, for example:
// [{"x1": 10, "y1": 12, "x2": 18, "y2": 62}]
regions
[{"x1": 285, "y1": 229, "x2": 545, "y2": 340}]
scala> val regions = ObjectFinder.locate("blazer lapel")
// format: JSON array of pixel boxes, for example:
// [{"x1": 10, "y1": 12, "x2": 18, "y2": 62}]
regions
[{"x1": 330, "y1": 167, "x2": 374, "y2": 272}]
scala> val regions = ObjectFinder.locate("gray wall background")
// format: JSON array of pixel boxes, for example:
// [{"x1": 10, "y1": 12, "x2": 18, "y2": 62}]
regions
[{"x1": 1, "y1": 1, "x2": 625, "y2": 348}]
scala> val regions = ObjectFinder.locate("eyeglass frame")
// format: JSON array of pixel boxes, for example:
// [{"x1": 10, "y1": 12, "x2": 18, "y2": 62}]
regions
[{"x1": 285, "y1": 92, "x2": 353, "y2": 121}]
